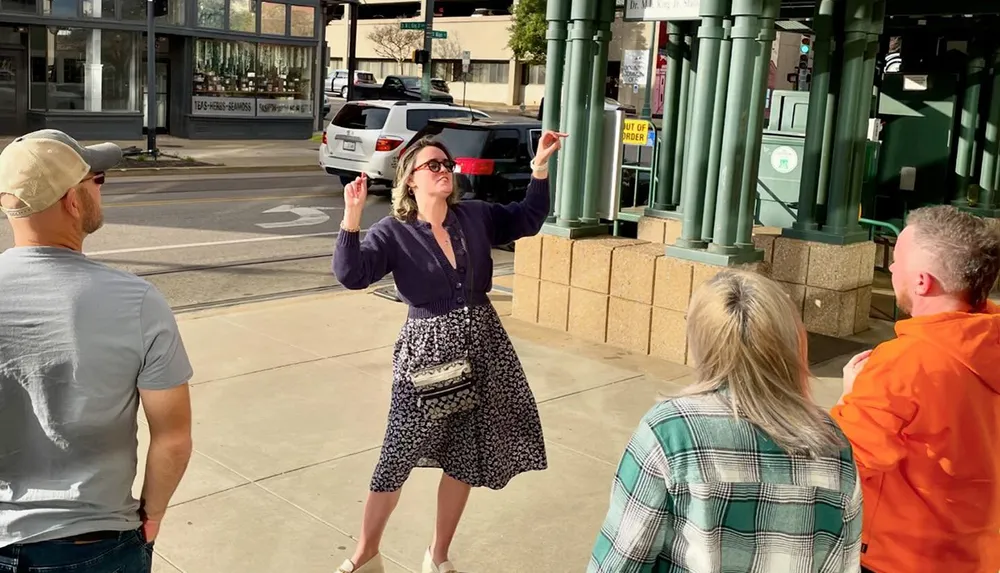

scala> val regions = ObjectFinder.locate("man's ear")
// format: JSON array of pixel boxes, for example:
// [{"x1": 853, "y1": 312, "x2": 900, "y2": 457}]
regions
[
  {"x1": 61, "y1": 187, "x2": 83, "y2": 219},
  {"x1": 913, "y1": 270, "x2": 935, "y2": 297}
]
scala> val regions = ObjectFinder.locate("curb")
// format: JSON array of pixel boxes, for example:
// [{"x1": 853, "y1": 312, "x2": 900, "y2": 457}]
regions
[{"x1": 107, "y1": 164, "x2": 323, "y2": 178}]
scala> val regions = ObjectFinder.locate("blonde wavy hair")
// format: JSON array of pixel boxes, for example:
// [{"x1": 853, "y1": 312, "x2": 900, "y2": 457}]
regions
[
  {"x1": 681, "y1": 269, "x2": 845, "y2": 457},
  {"x1": 391, "y1": 136, "x2": 461, "y2": 222}
]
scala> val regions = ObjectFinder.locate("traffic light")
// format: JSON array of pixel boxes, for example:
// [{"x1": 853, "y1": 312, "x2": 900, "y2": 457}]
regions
[
  {"x1": 153, "y1": 0, "x2": 168, "y2": 17},
  {"x1": 798, "y1": 35, "x2": 811, "y2": 69},
  {"x1": 412, "y1": 49, "x2": 430, "y2": 65}
]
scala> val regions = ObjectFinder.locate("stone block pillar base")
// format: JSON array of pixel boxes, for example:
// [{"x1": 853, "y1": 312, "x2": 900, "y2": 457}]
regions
[{"x1": 753, "y1": 232, "x2": 877, "y2": 337}]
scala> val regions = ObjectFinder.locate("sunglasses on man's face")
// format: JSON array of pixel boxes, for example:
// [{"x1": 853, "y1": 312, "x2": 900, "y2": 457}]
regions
[
  {"x1": 84, "y1": 173, "x2": 106, "y2": 185},
  {"x1": 414, "y1": 159, "x2": 455, "y2": 174}
]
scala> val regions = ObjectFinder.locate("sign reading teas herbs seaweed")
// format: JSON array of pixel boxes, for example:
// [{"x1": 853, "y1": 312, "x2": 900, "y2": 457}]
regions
[
  {"x1": 256, "y1": 99, "x2": 314, "y2": 116},
  {"x1": 192, "y1": 96, "x2": 256, "y2": 117}
]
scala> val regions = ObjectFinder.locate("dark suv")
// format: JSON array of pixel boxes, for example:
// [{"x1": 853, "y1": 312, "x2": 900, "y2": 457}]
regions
[{"x1": 405, "y1": 117, "x2": 543, "y2": 204}]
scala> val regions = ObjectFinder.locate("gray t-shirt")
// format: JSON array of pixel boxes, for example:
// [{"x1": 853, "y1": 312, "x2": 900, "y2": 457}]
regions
[{"x1": 0, "y1": 246, "x2": 193, "y2": 548}]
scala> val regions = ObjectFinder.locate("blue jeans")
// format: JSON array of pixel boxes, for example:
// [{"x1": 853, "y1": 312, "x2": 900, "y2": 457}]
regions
[{"x1": 0, "y1": 529, "x2": 153, "y2": 573}]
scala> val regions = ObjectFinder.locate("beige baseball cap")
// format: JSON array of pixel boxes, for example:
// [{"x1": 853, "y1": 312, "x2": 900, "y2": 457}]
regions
[{"x1": 0, "y1": 129, "x2": 123, "y2": 218}]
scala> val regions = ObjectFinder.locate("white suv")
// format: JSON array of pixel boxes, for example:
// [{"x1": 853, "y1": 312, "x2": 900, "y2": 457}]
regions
[{"x1": 319, "y1": 100, "x2": 489, "y2": 192}]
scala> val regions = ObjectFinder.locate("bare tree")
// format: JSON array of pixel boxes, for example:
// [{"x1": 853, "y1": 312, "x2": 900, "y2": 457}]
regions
[{"x1": 368, "y1": 24, "x2": 422, "y2": 74}]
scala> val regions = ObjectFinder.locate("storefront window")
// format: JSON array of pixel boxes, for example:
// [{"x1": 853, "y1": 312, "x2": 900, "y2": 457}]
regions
[
  {"x1": 197, "y1": 0, "x2": 224, "y2": 28},
  {"x1": 120, "y1": 0, "x2": 144, "y2": 20},
  {"x1": 1, "y1": 0, "x2": 37, "y2": 14},
  {"x1": 289, "y1": 6, "x2": 314, "y2": 38},
  {"x1": 192, "y1": 39, "x2": 312, "y2": 118},
  {"x1": 193, "y1": 38, "x2": 257, "y2": 116},
  {"x1": 83, "y1": 0, "x2": 116, "y2": 18},
  {"x1": 260, "y1": 2, "x2": 285, "y2": 36},
  {"x1": 156, "y1": 0, "x2": 185, "y2": 26},
  {"x1": 257, "y1": 43, "x2": 312, "y2": 115},
  {"x1": 45, "y1": 0, "x2": 76, "y2": 17},
  {"x1": 229, "y1": 0, "x2": 256, "y2": 33},
  {"x1": 27, "y1": 27, "x2": 140, "y2": 112}
]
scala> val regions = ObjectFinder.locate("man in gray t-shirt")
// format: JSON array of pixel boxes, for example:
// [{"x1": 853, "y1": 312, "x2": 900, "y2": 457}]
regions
[{"x1": 0, "y1": 130, "x2": 194, "y2": 573}]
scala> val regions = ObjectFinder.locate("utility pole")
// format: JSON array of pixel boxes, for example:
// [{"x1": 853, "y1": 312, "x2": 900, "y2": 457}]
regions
[
  {"x1": 145, "y1": 0, "x2": 159, "y2": 156},
  {"x1": 421, "y1": 0, "x2": 434, "y2": 100},
  {"x1": 346, "y1": 1, "x2": 358, "y2": 101}
]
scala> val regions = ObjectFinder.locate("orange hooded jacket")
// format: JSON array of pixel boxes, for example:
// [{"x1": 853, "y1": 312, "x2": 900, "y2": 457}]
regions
[{"x1": 830, "y1": 301, "x2": 1000, "y2": 573}]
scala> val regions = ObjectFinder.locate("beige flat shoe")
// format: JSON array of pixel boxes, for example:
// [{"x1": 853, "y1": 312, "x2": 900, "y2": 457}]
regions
[
  {"x1": 337, "y1": 554, "x2": 384, "y2": 573},
  {"x1": 422, "y1": 548, "x2": 458, "y2": 573}
]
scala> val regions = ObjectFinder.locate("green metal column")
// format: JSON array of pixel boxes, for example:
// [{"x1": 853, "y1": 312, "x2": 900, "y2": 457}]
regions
[
  {"x1": 674, "y1": 1, "x2": 728, "y2": 250},
  {"x1": 793, "y1": 0, "x2": 836, "y2": 232},
  {"x1": 708, "y1": 0, "x2": 762, "y2": 255},
  {"x1": 980, "y1": 50, "x2": 1000, "y2": 210},
  {"x1": 555, "y1": 0, "x2": 596, "y2": 227},
  {"x1": 700, "y1": 18, "x2": 733, "y2": 242},
  {"x1": 671, "y1": 28, "x2": 694, "y2": 208},
  {"x1": 823, "y1": 0, "x2": 871, "y2": 235},
  {"x1": 680, "y1": 28, "x2": 701, "y2": 204},
  {"x1": 736, "y1": 0, "x2": 779, "y2": 250},
  {"x1": 554, "y1": 22, "x2": 573, "y2": 222},
  {"x1": 582, "y1": 0, "x2": 614, "y2": 224},
  {"x1": 953, "y1": 52, "x2": 986, "y2": 206},
  {"x1": 542, "y1": 0, "x2": 570, "y2": 224},
  {"x1": 846, "y1": 0, "x2": 882, "y2": 224},
  {"x1": 641, "y1": 22, "x2": 658, "y2": 119},
  {"x1": 651, "y1": 23, "x2": 684, "y2": 211}
]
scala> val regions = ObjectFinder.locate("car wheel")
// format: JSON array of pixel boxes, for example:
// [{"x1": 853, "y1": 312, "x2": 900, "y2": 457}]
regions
[{"x1": 341, "y1": 86, "x2": 348, "y2": 99}]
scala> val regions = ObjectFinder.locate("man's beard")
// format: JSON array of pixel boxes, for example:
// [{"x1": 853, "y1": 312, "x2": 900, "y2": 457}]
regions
[
  {"x1": 895, "y1": 288, "x2": 912, "y2": 315},
  {"x1": 78, "y1": 190, "x2": 104, "y2": 234}
]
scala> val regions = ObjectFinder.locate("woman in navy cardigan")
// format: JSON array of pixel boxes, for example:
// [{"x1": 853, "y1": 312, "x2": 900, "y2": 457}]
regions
[{"x1": 333, "y1": 130, "x2": 566, "y2": 573}]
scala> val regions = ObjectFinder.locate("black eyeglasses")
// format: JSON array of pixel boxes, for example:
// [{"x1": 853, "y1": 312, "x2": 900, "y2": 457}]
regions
[{"x1": 413, "y1": 159, "x2": 455, "y2": 174}]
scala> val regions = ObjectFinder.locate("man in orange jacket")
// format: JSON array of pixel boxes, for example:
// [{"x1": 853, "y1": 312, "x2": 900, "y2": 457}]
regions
[{"x1": 831, "y1": 205, "x2": 1000, "y2": 573}]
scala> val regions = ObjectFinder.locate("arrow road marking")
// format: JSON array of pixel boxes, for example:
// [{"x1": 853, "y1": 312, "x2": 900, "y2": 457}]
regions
[{"x1": 256, "y1": 205, "x2": 341, "y2": 229}]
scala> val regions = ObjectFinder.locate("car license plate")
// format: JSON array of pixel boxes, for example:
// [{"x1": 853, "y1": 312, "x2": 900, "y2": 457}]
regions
[{"x1": 343, "y1": 140, "x2": 356, "y2": 152}]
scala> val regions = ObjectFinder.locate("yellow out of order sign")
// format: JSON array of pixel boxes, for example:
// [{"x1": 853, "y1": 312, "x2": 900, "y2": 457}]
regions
[{"x1": 622, "y1": 119, "x2": 653, "y2": 146}]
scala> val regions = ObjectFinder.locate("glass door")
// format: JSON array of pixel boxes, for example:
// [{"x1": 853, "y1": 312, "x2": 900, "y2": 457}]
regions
[{"x1": 0, "y1": 49, "x2": 27, "y2": 135}]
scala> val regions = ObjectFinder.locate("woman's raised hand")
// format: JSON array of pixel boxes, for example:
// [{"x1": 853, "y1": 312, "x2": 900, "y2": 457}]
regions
[
  {"x1": 344, "y1": 173, "x2": 368, "y2": 211},
  {"x1": 534, "y1": 130, "x2": 568, "y2": 166}
]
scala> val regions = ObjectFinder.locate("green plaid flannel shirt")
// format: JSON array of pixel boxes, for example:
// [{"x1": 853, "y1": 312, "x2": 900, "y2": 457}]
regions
[{"x1": 588, "y1": 392, "x2": 862, "y2": 573}]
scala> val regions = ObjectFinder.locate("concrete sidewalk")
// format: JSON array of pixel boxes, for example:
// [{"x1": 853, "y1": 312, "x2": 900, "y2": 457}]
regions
[{"x1": 137, "y1": 286, "x2": 890, "y2": 573}]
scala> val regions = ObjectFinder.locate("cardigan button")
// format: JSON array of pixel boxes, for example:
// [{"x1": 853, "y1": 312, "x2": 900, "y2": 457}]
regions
[
  {"x1": 457, "y1": 296, "x2": 466, "y2": 305},
  {"x1": 456, "y1": 282, "x2": 463, "y2": 290}
]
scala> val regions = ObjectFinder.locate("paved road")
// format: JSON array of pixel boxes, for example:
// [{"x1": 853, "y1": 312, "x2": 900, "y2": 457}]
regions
[{"x1": 0, "y1": 172, "x2": 514, "y2": 312}]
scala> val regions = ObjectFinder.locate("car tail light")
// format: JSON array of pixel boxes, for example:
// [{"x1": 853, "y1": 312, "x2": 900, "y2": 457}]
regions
[
  {"x1": 321, "y1": 131, "x2": 327, "y2": 145},
  {"x1": 375, "y1": 137, "x2": 404, "y2": 152},
  {"x1": 454, "y1": 157, "x2": 495, "y2": 176}
]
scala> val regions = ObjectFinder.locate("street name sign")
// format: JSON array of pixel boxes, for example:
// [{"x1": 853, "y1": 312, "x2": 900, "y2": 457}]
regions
[
  {"x1": 624, "y1": 0, "x2": 701, "y2": 22},
  {"x1": 400, "y1": 21, "x2": 425, "y2": 30}
]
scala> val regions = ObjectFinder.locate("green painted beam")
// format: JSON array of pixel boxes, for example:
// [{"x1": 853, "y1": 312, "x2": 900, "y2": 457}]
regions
[
  {"x1": 652, "y1": 23, "x2": 684, "y2": 211},
  {"x1": 553, "y1": 22, "x2": 573, "y2": 223},
  {"x1": 983, "y1": 51, "x2": 1000, "y2": 209},
  {"x1": 542, "y1": 0, "x2": 570, "y2": 224},
  {"x1": 556, "y1": 0, "x2": 596, "y2": 227},
  {"x1": 846, "y1": 0, "x2": 883, "y2": 230},
  {"x1": 953, "y1": 52, "x2": 986, "y2": 206},
  {"x1": 671, "y1": 28, "x2": 695, "y2": 208},
  {"x1": 675, "y1": 1, "x2": 728, "y2": 250},
  {"x1": 708, "y1": 0, "x2": 762, "y2": 255},
  {"x1": 823, "y1": 0, "x2": 871, "y2": 235},
  {"x1": 793, "y1": 0, "x2": 836, "y2": 232},
  {"x1": 701, "y1": 18, "x2": 733, "y2": 243},
  {"x1": 736, "y1": 0, "x2": 779, "y2": 250},
  {"x1": 582, "y1": 0, "x2": 615, "y2": 224}
]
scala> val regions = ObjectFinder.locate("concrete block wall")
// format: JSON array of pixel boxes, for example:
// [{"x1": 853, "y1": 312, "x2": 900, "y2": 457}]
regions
[
  {"x1": 752, "y1": 233, "x2": 877, "y2": 337},
  {"x1": 511, "y1": 233, "x2": 768, "y2": 366}
]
